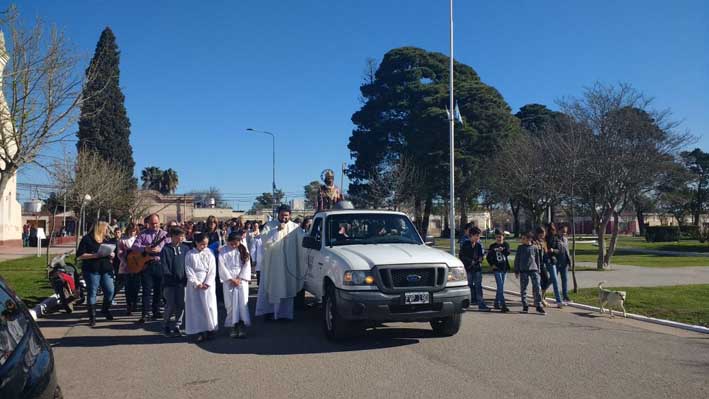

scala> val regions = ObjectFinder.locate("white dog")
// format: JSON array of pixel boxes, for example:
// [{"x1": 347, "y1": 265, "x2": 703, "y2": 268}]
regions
[{"x1": 598, "y1": 282, "x2": 627, "y2": 318}]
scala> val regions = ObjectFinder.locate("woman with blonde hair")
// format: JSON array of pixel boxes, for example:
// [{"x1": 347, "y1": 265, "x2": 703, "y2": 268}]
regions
[{"x1": 77, "y1": 221, "x2": 116, "y2": 327}]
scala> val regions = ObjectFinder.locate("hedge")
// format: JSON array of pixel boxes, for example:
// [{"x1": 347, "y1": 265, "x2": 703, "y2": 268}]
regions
[{"x1": 645, "y1": 226, "x2": 680, "y2": 242}]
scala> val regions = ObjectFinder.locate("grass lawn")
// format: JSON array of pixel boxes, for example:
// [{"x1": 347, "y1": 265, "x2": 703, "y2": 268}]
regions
[
  {"x1": 613, "y1": 236, "x2": 709, "y2": 253},
  {"x1": 0, "y1": 256, "x2": 55, "y2": 308},
  {"x1": 561, "y1": 284, "x2": 709, "y2": 327}
]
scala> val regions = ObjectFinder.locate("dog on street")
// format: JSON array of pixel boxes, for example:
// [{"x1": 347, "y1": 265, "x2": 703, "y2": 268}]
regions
[{"x1": 598, "y1": 281, "x2": 627, "y2": 318}]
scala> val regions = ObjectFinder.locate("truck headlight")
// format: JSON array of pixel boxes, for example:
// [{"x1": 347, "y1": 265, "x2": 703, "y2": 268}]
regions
[
  {"x1": 343, "y1": 271, "x2": 376, "y2": 286},
  {"x1": 447, "y1": 267, "x2": 467, "y2": 282}
]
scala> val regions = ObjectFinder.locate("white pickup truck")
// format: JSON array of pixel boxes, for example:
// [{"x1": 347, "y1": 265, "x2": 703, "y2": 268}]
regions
[{"x1": 301, "y1": 209, "x2": 471, "y2": 340}]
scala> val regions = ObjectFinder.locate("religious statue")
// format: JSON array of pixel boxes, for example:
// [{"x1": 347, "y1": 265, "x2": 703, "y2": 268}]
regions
[{"x1": 317, "y1": 169, "x2": 344, "y2": 212}]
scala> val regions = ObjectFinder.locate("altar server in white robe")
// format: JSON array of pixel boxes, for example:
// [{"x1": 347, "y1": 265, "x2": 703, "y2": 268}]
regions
[
  {"x1": 185, "y1": 233, "x2": 218, "y2": 342},
  {"x1": 250, "y1": 222, "x2": 264, "y2": 285},
  {"x1": 219, "y1": 230, "x2": 251, "y2": 338},
  {"x1": 255, "y1": 204, "x2": 305, "y2": 320}
]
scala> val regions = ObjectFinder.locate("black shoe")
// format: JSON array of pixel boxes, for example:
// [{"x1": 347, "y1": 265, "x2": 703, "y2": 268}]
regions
[
  {"x1": 230, "y1": 324, "x2": 240, "y2": 339},
  {"x1": 137, "y1": 315, "x2": 147, "y2": 324},
  {"x1": 501, "y1": 306, "x2": 510, "y2": 313},
  {"x1": 101, "y1": 308, "x2": 114, "y2": 321},
  {"x1": 162, "y1": 327, "x2": 172, "y2": 337},
  {"x1": 522, "y1": 306, "x2": 529, "y2": 313},
  {"x1": 536, "y1": 306, "x2": 546, "y2": 315},
  {"x1": 87, "y1": 304, "x2": 96, "y2": 327},
  {"x1": 195, "y1": 333, "x2": 205, "y2": 343},
  {"x1": 237, "y1": 321, "x2": 247, "y2": 338}
]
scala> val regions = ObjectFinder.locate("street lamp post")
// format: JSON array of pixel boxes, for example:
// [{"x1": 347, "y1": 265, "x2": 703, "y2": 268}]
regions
[
  {"x1": 448, "y1": 0, "x2": 456, "y2": 256},
  {"x1": 75, "y1": 194, "x2": 92, "y2": 253},
  {"x1": 246, "y1": 128, "x2": 277, "y2": 216}
]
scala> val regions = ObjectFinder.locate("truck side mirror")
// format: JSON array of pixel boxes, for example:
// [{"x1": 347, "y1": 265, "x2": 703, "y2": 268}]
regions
[
  {"x1": 425, "y1": 235, "x2": 435, "y2": 246},
  {"x1": 302, "y1": 236, "x2": 320, "y2": 250}
]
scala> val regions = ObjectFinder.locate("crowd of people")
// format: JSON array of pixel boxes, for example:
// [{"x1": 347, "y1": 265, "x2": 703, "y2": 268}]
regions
[
  {"x1": 76, "y1": 205, "x2": 310, "y2": 343},
  {"x1": 459, "y1": 223, "x2": 572, "y2": 314}
]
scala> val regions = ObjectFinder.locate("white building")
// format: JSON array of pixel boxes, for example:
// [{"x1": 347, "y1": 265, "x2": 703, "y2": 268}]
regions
[{"x1": 0, "y1": 31, "x2": 22, "y2": 246}]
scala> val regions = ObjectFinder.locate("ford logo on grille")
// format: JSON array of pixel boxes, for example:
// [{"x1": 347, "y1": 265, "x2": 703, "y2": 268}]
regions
[{"x1": 406, "y1": 274, "x2": 422, "y2": 283}]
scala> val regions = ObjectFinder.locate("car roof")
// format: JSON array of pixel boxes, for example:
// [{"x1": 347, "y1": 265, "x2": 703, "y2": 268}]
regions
[{"x1": 315, "y1": 209, "x2": 408, "y2": 217}]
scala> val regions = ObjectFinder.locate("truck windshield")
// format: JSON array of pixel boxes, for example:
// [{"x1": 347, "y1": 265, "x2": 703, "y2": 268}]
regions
[{"x1": 326, "y1": 214, "x2": 423, "y2": 247}]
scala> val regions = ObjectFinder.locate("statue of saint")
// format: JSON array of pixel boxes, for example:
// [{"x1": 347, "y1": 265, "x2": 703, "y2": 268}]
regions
[{"x1": 317, "y1": 169, "x2": 344, "y2": 212}]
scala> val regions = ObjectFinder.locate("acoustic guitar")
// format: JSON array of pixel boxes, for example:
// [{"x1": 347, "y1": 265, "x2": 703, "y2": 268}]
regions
[{"x1": 126, "y1": 235, "x2": 167, "y2": 273}]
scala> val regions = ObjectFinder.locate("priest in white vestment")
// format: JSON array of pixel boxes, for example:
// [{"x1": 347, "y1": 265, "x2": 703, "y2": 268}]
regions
[
  {"x1": 255, "y1": 205, "x2": 305, "y2": 320},
  {"x1": 185, "y1": 233, "x2": 219, "y2": 341}
]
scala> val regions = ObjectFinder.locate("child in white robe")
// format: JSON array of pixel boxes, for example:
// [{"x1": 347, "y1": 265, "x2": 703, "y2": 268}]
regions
[
  {"x1": 219, "y1": 230, "x2": 252, "y2": 338},
  {"x1": 185, "y1": 233, "x2": 219, "y2": 343}
]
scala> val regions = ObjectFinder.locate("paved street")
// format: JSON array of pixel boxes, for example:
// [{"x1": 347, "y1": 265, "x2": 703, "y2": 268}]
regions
[{"x1": 39, "y1": 294, "x2": 708, "y2": 399}]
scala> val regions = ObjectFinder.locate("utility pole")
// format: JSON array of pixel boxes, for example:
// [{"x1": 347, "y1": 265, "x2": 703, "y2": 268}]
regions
[{"x1": 448, "y1": 0, "x2": 456, "y2": 256}]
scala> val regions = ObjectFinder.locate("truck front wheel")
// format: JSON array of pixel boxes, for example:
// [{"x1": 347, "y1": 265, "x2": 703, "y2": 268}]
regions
[
  {"x1": 430, "y1": 313, "x2": 462, "y2": 337},
  {"x1": 323, "y1": 284, "x2": 353, "y2": 341}
]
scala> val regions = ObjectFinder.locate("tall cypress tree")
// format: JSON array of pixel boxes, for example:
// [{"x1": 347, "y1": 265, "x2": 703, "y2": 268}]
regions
[{"x1": 77, "y1": 27, "x2": 135, "y2": 178}]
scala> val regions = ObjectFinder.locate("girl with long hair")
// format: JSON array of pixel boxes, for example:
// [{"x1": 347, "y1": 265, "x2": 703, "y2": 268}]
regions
[
  {"x1": 77, "y1": 221, "x2": 115, "y2": 326},
  {"x1": 218, "y1": 230, "x2": 252, "y2": 338}
]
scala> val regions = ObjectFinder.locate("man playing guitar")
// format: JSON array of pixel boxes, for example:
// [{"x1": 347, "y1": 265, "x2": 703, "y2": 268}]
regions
[{"x1": 131, "y1": 214, "x2": 169, "y2": 323}]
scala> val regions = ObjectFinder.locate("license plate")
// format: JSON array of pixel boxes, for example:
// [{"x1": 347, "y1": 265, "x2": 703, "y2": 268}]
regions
[{"x1": 404, "y1": 292, "x2": 430, "y2": 305}]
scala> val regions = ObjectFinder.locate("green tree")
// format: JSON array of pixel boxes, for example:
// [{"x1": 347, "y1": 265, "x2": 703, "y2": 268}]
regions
[
  {"x1": 141, "y1": 166, "x2": 163, "y2": 191},
  {"x1": 76, "y1": 27, "x2": 135, "y2": 181},
  {"x1": 160, "y1": 168, "x2": 179, "y2": 194},
  {"x1": 515, "y1": 103, "x2": 565, "y2": 135},
  {"x1": 304, "y1": 181, "x2": 320, "y2": 210},
  {"x1": 347, "y1": 47, "x2": 519, "y2": 233},
  {"x1": 680, "y1": 148, "x2": 709, "y2": 226},
  {"x1": 251, "y1": 190, "x2": 285, "y2": 212}
]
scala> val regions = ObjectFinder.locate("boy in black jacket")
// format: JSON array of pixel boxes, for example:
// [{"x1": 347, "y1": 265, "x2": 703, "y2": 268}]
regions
[
  {"x1": 459, "y1": 226, "x2": 490, "y2": 311},
  {"x1": 160, "y1": 227, "x2": 189, "y2": 337},
  {"x1": 486, "y1": 230, "x2": 510, "y2": 312}
]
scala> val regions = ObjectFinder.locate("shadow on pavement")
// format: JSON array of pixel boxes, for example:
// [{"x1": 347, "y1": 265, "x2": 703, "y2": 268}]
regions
[{"x1": 41, "y1": 296, "x2": 428, "y2": 354}]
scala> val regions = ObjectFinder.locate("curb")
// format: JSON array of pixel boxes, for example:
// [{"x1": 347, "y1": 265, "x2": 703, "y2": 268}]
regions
[{"x1": 480, "y1": 284, "x2": 709, "y2": 335}]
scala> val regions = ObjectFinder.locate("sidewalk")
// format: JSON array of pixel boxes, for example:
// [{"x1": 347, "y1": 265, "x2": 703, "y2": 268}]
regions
[
  {"x1": 0, "y1": 245, "x2": 75, "y2": 262},
  {"x1": 483, "y1": 263, "x2": 709, "y2": 292}
]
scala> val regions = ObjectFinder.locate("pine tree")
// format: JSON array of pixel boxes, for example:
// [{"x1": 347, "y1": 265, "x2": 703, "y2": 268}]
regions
[{"x1": 76, "y1": 27, "x2": 135, "y2": 178}]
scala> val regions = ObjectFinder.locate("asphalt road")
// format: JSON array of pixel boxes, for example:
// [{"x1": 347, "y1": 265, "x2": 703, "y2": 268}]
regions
[{"x1": 38, "y1": 294, "x2": 708, "y2": 399}]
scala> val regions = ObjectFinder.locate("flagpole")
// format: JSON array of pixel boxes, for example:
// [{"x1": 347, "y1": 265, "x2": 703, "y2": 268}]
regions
[{"x1": 448, "y1": 0, "x2": 456, "y2": 256}]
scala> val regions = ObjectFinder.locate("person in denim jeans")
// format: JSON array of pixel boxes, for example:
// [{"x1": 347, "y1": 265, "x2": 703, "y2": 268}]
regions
[
  {"x1": 557, "y1": 225, "x2": 572, "y2": 302},
  {"x1": 486, "y1": 230, "x2": 510, "y2": 312},
  {"x1": 542, "y1": 223, "x2": 564, "y2": 308},
  {"x1": 77, "y1": 221, "x2": 116, "y2": 326},
  {"x1": 459, "y1": 226, "x2": 489, "y2": 311},
  {"x1": 514, "y1": 232, "x2": 545, "y2": 314}
]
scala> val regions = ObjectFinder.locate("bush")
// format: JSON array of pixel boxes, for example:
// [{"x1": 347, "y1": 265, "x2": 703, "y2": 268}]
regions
[
  {"x1": 680, "y1": 225, "x2": 700, "y2": 240},
  {"x1": 645, "y1": 226, "x2": 680, "y2": 242}
]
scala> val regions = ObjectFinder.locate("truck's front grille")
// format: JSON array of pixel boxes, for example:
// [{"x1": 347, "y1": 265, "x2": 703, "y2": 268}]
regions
[
  {"x1": 377, "y1": 266, "x2": 446, "y2": 292},
  {"x1": 390, "y1": 268, "x2": 435, "y2": 287}
]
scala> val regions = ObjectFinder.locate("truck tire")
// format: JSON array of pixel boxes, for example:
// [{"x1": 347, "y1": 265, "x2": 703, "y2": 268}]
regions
[
  {"x1": 430, "y1": 313, "x2": 462, "y2": 337},
  {"x1": 323, "y1": 284, "x2": 352, "y2": 341}
]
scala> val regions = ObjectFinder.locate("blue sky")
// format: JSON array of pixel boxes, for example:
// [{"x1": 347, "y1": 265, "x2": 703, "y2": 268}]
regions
[{"x1": 15, "y1": 0, "x2": 709, "y2": 208}]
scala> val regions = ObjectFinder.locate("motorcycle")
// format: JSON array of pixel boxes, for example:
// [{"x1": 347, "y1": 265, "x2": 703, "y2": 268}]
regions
[{"x1": 47, "y1": 252, "x2": 86, "y2": 313}]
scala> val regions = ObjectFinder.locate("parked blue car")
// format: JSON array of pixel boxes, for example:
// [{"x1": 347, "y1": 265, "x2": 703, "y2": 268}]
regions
[{"x1": 0, "y1": 276, "x2": 62, "y2": 399}]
